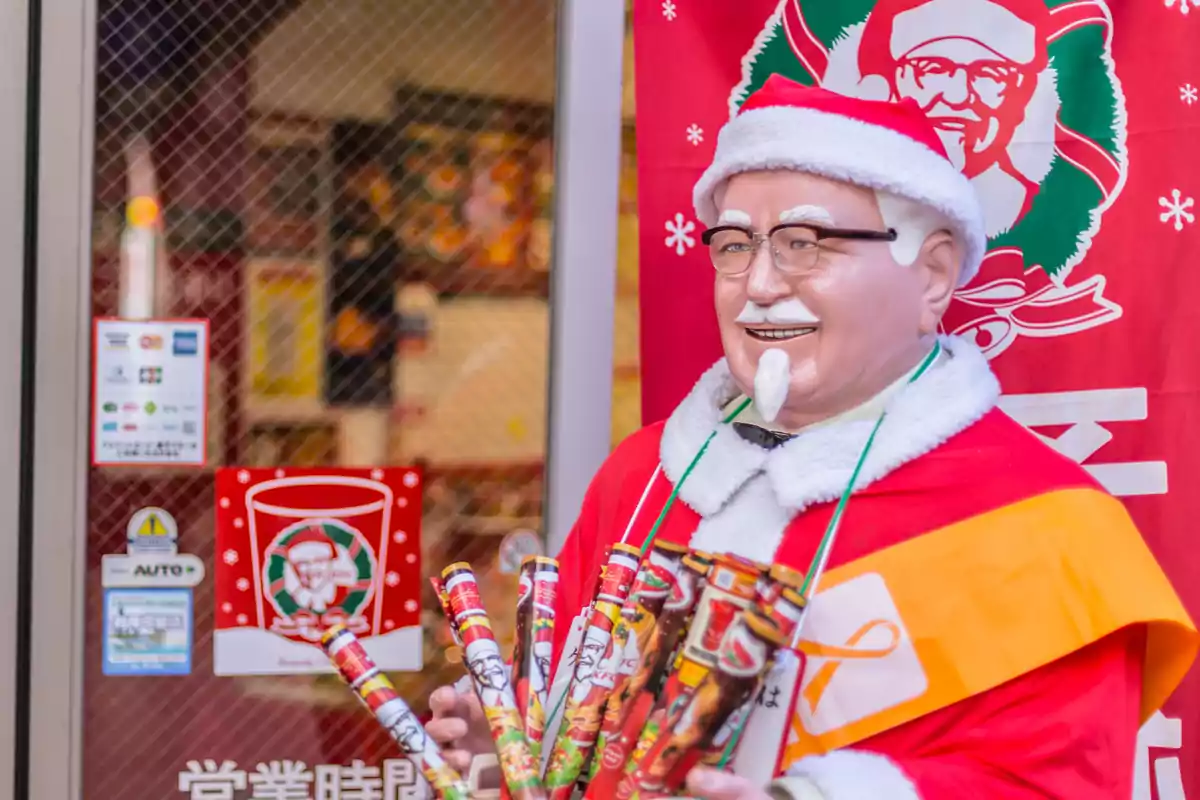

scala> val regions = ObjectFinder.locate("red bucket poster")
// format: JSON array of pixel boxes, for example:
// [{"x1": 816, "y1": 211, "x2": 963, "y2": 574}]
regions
[
  {"x1": 632, "y1": 1, "x2": 1199, "y2": 797},
  {"x1": 214, "y1": 467, "x2": 424, "y2": 675}
]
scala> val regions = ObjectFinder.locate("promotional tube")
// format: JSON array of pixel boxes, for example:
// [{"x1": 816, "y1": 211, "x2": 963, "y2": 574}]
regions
[
  {"x1": 589, "y1": 559, "x2": 678, "y2": 779},
  {"x1": 696, "y1": 588, "x2": 808, "y2": 768},
  {"x1": 757, "y1": 563, "x2": 805, "y2": 608},
  {"x1": 613, "y1": 555, "x2": 759, "y2": 800},
  {"x1": 442, "y1": 563, "x2": 546, "y2": 800},
  {"x1": 636, "y1": 612, "x2": 787, "y2": 797},
  {"x1": 429, "y1": 576, "x2": 462, "y2": 646},
  {"x1": 543, "y1": 543, "x2": 641, "y2": 799},
  {"x1": 321, "y1": 624, "x2": 470, "y2": 800},
  {"x1": 541, "y1": 544, "x2": 616, "y2": 776},
  {"x1": 512, "y1": 556, "x2": 559, "y2": 764},
  {"x1": 584, "y1": 551, "x2": 712, "y2": 800}
]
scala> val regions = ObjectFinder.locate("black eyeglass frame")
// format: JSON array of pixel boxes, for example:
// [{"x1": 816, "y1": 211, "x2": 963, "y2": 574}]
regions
[
  {"x1": 700, "y1": 222, "x2": 899, "y2": 276},
  {"x1": 700, "y1": 222, "x2": 898, "y2": 247}
]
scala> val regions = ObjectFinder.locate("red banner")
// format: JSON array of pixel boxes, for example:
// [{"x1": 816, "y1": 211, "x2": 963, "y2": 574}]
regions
[{"x1": 632, "y1": 1, "x2": 1199, "y2": 797}]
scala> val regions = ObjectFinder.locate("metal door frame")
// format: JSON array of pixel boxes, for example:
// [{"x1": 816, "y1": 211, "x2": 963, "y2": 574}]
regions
[
  {"x1": 0, "y1": 0, "x2": 34, "y2": 797},
  {"x1": 23, "y1": 0, "x2": 624, "y2": 796},
  {"x1": 26, "y1": 0, "x2": 97, "y2": 795}
]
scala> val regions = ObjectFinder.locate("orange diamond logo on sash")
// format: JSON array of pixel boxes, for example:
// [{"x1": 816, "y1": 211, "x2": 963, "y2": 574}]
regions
[{"x1": 795, "y1": 573, "x2": 927, "y2": 736}]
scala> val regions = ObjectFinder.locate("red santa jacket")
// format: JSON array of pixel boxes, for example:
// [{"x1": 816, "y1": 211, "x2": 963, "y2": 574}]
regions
[{"x1": 549, "y1": 337, "x2": 1196, "y2": 799}]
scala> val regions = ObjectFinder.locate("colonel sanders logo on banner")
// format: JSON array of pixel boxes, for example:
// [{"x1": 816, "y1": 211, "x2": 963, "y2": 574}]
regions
[
  {"x1": 735, "y1": 0, "x2": 1126, "y2": 358},
  {"x1": 263, "y1": 521, "x2": 377, "y2": 624}
]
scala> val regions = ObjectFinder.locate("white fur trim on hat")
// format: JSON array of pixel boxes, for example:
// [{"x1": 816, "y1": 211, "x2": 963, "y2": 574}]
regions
[{"x1": 692, "y1": 105, "x2": 987, "y2": 286}]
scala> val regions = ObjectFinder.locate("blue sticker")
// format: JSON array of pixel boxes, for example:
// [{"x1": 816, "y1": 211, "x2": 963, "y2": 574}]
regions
[
  {"x1": 102, "y1": 588, "x2": 193, "y2": 676},
  {"x1": 172, "y1": 330, "x2": 198, "y2": 356}
]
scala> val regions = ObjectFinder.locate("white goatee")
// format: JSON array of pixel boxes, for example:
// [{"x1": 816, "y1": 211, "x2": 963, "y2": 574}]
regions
[{"x1": 753, "y1": 348, "x2": 791, "y2": 425}]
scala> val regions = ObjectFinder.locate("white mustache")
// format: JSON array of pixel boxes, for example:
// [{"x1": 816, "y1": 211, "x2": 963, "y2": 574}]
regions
[{"x1": 735, "y1": 298, "x2": 820, "y2": 325}]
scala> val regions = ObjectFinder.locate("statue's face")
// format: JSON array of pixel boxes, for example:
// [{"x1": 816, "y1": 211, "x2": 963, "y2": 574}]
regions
[{"x1": 714, "y1": 170, "x2": 942, "y2": 429}]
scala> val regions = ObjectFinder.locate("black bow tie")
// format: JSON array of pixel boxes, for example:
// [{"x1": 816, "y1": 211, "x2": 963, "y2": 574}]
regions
[{"x1": 732, "y1": 422, "x2": 795, "y2": 450}]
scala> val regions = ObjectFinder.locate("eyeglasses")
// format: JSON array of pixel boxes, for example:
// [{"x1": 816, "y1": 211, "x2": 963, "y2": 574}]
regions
[{"x1": 700, "y1": 223, "x2": 898, "y2": 276}]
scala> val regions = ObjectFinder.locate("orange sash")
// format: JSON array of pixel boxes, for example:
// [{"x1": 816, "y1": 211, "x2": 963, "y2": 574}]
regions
[{"x1": 779, "y1": 488, "x2": 1198, "y2": 767}]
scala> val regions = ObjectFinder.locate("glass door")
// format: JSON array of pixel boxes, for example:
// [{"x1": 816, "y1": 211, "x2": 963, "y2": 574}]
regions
[{"x1": 27, "y1": 0, "x2": 626, "y2": 797}]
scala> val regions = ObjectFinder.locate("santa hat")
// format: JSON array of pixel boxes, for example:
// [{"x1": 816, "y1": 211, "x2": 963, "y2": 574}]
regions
[
  {"x1": 692, "y1": 75, "x2": 987, "y2": 285},
  {"x1": 287, "y1": 528, "x2": 336, "y2": 561}
]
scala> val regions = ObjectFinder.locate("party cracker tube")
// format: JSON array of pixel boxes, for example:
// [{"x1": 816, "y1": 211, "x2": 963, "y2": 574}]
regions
[
  {"x1": 321, "y1": 624, "x2": 470, "y2": 800},
  {"x1": 582, "y1": 551, "x2": 714, "y2": 800},
  {"x1": 442, "y1": 563, "x2": 547, "y2": 800},
  {"x1": 429, "y1": 576, "x2": 462, "y2": 646},
  {"x1": 696, "y1": 587, "x2": 810, "y2": 769},
  {"x1": 613, "y1": 555, "x2": 759, "y2": 800},
  {"x1": 512, "y1": 556, "x2": 559, "y2": 765},
  {"x1": 540, "y1": 544, "x2": 617, "y2": 777},
  {"x1": 587, "y1": 546, "x2": 684, "y2": 783},
  {"x1": 757, "y1": 563, "x2": 805, "y2": 608},
  {"x1": 628, "y1": 611, "x2": 787, "y2": 798},
  {"x1": 543, "y1": 543, "x2": 641, "y2": 799},
  {"x1": 587, "y1": 558, "x2": 678, "y2": 781}
]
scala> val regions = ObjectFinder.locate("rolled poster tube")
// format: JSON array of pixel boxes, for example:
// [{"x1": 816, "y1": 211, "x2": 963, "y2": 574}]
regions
[
  {"x1": 631, "y1": 611, "x2": 786, "y2": 797},
  {"x1": 512, "y1": 556, "x2": 559, "y2": 764},
  {"x1": 543, "y1": 543, "x2": 641, "y2": 799},
  {"x1": 321, "y1": 624, "x2": 470, "y2": 800},
  {"x1": 442, "y1": 563, "x2": 546, "y2": 800}
]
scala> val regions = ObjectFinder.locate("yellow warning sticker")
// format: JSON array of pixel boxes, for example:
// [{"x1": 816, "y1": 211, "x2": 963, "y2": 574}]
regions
[{"x1": 126, "y1": 506, "x2": 178, "y2": 554}]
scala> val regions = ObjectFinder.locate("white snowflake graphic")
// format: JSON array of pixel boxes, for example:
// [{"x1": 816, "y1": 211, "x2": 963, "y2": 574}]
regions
[
  {"x1": 396, "y1": 497, "x2": 408, "y2": 508},
  {"x1": 233, "y1": 517, "x2": 244, "y2": 529},
  {"x1": 236, "y1": 613, "x2": 249, "y2": 625},
  {"x1": 1159, "y1": 189, "x2": 1196, "y2": 231},
  {"x1": 236, "y1": 470, "x2": 250, "y2": 484},
  {"x1": 665, "y1": 213, "x2": 697, "y2": 256},
  {"x1": 370, "y1": 468, "x2": 384, "y2": 480},
  {"x1": 662, "y1": 0, "x2": 678, "y2": 20},
  {"x1": 385, "y1": 571, "x2": 401, "y2": 587},
  {"x1": 218, "y1": 497, "x2": 230, "y2": 509},
  {"x1": 392, "y1": 530, "x2": 407, "y2": 544},
  {"x1": 1183, "y1": 84, "x2": 1198, "y2": 105},
  {"x1": 1165, "y1": 0, "x2": 1200, "y2": 15},
  {"x1": 384, "y1": 619, "x2": 396, "y2": 630},
  {"x1": 222, "y1": 549, "x2": 240, "y2": 566},
  {"x1": 236, "y1": 577, "x2": 251, "y2": 592},
  {"x1": 404, "y1": 600, "x2": 418, "y2": 613},
  {"x1": 686, "y1": 124, "x2": 704, "y2": 146},
  {"x1": 274, "y1": 468, "x2": 285, "y2": 479},
  {"x1": 221, "y1": 602, "x2": 233, "y2": 613},
  {"x1": 405, "y1": 553, "x2": 417, "y2": 564},
  {"x1": 402, "y1": 471, "x2": 419, "y2": 488}
]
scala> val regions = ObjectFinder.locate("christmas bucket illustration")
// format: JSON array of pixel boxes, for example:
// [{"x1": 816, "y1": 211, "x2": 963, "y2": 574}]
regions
[{"x1": 215, "y1": 468, "x2": 424, "y2": 676}]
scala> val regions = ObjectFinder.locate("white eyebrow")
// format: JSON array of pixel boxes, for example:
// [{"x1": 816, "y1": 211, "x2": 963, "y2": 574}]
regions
[
  {"x1": 717, "y1": 209, "x2": 753, "y2": 226},
  {"x1": 779, "y1": 205, "x2": 836, "y2": 226}
]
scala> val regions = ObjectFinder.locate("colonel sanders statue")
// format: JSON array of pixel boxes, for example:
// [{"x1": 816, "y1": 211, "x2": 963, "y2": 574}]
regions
[{"x1": 428, "y1": 75, "x2": 1197, "y2": 799}]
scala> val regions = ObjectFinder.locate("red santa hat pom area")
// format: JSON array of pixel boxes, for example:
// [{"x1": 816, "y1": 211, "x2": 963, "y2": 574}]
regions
[
  {"x1": 692, "y1": 75, "x2": 987, "y2": 286},
  {"x1": 286, "y1": 528, "x2": 337, "y2": 560}
]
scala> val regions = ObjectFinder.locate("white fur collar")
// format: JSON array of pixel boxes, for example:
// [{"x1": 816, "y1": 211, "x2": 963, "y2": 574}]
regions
[{"x1": 659, "y1": 336, "x2": 1000, "y2": 517}]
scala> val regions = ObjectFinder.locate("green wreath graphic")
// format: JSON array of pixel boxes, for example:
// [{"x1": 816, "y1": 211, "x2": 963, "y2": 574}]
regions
[
  {"x1": 735, "y1": 0, "x2": 1126, "y2": 280},
  {"x1": 263, "y1": 519, "x2": 377, "y2": 618}
]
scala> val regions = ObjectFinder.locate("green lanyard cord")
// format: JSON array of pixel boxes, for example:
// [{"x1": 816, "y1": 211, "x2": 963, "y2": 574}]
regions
[
  {"x1": 639, "y1": 397, "x2": 752, "y2": 556},
  {"x1": 545, "y1": 344, "x2": 943, "y2": 777},
  {"x1": 714, "y1": 341, "x2": 942, "y2": 768}
]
